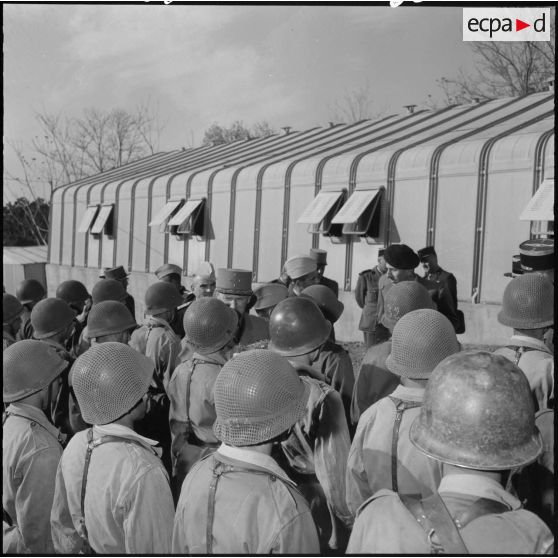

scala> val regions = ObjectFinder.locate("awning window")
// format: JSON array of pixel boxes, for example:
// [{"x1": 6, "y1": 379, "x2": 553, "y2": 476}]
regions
[
  {"x1": 149, "y1": 199, "x2": 184, "y2": 231},
  {"x1": 331, "y1": 188, "x2": 383, "y2": 236},
  {"x1": 90, "y1": 204, "x2": 114, "y2": 235},
  {"x1": 168, "y1": 198, "x2": 205, "y2": 235},
  {"x1": 520, "y1": 179, "x2": 554, "y2": 222},
  {"x1": 297, "y1": 191, "x2": 345, "y2": 234},
  {"x1": 78, "y1": 205, "x2": 99, "y2": 233}
]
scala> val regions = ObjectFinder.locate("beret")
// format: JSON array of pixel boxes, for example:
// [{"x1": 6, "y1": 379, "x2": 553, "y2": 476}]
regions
[{"x1": 384, "y1": 244, "x2": 419, "y2": 270}]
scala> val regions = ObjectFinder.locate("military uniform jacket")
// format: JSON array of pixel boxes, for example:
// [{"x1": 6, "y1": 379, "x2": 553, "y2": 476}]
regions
[
  {"x1": 346, "y1": 385, "x2": 442, "y2": 518},
  {"x1": 425, "y1": 267, "x2": 458, "y2": 309},
  {"x1": 172, "y1": 446, "x2": 320, "y2": 554},
  {"x1": 50, "y1": 424, "x2": 174, "y2": 554},
  {"x1": 320, "y1": 275, "x2": 339, "y2": 297},
  {"x1": 347, "y1": 474, "x2": 554, "y2": 554},
  {"x1": 3, "y1": 403, "x2": 64, "y2": 554},
  {"x1": 355, "y1": 267, "x2": 383, "y2": 331}
]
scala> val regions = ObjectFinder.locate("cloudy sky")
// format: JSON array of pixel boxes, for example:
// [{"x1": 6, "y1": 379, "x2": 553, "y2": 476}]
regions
[{"x1": 4, "y1": 3, "x2": 476, "y2": 201}]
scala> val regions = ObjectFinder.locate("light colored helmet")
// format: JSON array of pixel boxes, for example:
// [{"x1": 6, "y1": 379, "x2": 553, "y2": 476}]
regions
[
  {"x1": 91, "y1": 279, "x2": 127, "y2": 304},
  {"x1": 497, "y1": 274, "x2": 554, "y2": 329},
  {"x1": 284, "y1": 256, "x2": 317, "y2": 280},
  {"x1": 87, "y1": 301, "x2": 136, "y2": 338},
  {"x1": 410, "y1": 351, "x2": 542, "y2": 470},
  {"x1": 386, "y1": 309, "x2": 460, "y2": 379},
  {"x1": 144, "y1": 282, "x2": 183, "y2": 315},
  {"x1": 183, "y1": 298, "x2": 238, "y2": 355},
  {"x1": 381, "y1": 280, "x2": 435, "y2": 331},
  {"x1": 3, "y1": 294, "x2": 23, "y2": 325},
  {"x1": 213, "y1": 350, "x2": 309, "y2": 446},
  {"x1": 31, "y1": 298, "x2": 75, "y2": 339},
  {"x1": 3, "y1": 340, "x2": 67, "y2": 402},
  {"x1": 71, "y1": 342, "x2": 154, "y2": 425}
]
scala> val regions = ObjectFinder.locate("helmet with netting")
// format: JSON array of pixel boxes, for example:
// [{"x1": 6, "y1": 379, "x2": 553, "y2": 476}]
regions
[
  {"x1": 56, "y1": 280, "x2": 90, "y2": 307},
  {"x1": 268, "y1": 297, "x2": 331, "y2": 357},
  {"x1": 410, "y1": 351, "x2": 542, "y2": 470},
  {"x1": 144, "y1": 282, "x2": 183, "y2": 315},
  {"x1": 381, "y1": 280, "x2": 435, "y2": 331},
  {"x1": 87, "y1": 301, "x2": 136, "y2": 338},
  {"x1": 213, "y1": 349, "x2": 309, "y2": 446},
  {"x1": 300, "y1": 284, "x2": 344, "y2": 323},
  {"x1": 183, "y1": 298, "x2": 238, "y2": 355},
  {"x1": 71, "y1": 342, "x2": 154, "y2": 425},
  {"x1": 3, "y1": 294, "x2": 23, "y2": 325},
  {"x1": 386, "y1": 309, "x2": 460, "y2": 379},
  {"x1": 4, "y1": 340, "x2": 67, "y2": 402},
  {"x1": 31, "y1": 298, "x2": 75, "y2": 339},
  {"x1": 16, "y1": 279, "x2": 46, "y2": 305},
  {"x1": 498, "y1": 274, "x2": 554, "y2": 329},
  {"x1": 91, "y1": 279, "x2": 127, "y2": 304}
]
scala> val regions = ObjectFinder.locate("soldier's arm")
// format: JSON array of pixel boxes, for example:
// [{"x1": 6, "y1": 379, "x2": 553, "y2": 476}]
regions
[{"x1": 354, "y1": 275, "x2": 366, "y2": 309}]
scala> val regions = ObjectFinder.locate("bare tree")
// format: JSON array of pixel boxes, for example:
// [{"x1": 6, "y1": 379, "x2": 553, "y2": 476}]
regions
[{"x1": 329, "y1": 83, "x2": 387, "y2": 124}]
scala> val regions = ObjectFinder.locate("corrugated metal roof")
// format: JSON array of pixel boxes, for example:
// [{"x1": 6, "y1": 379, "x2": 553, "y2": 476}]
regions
[{"x1": 3, "y1": 245, "x2": 49, "y2": 265}]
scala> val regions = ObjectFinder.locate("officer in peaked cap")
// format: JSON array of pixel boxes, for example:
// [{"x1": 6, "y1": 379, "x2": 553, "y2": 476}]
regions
[
  {"x1": 253, "y1": 283, "x2": 289, "y2": 320},
  {"x1": 214, "y1": 268, "x2": 268, "y2": 349},
  {"x1": 284, "y1": 256, "x2": 319, "y2": 296},
  {"x1": 517, "y1": 239, "x2": 554, "y2": 283},
  {"x1": 310, "y1": 248, "x2": 339, "y2": 297},
  {"x1": 99, "y1": 265, "x2": 135, "y2": 319}
]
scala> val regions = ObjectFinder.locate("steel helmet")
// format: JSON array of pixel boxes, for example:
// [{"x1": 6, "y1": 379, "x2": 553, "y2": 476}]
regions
[
  {"x1": 497, "y1": 274, "x2": 554, "y2": 329},
  {"x1": 91, "y1": 279, "x2": 127, "y2": 304},
  {"x1": 381, "y1": 280, "x2": 435, "y2": 331},
  {"x1": 213, "y1": 349, "x2": 310, "y2": 446},
  {"x1": 71, "y1": 342, "x2": 154, "y2": 425},
  {"x1": 144, "y1": 282, "x2": 183, "y2": 315},
  {"x1": 3, "y1": 340, "x2": 67, "y2": 402},
  {"x1": 183, "y1": 298, "x2": 238, "y2": 355},
  {"x1": 410, "y1": 351, "x2": 542, "y2": 470},
  {"x1": 56, "y1": 280, "x2": 90, "y2": 307},
  {"x1": 386, "y1": 309, "x2": 460, "y2": 379},
  {"x1": 16, "y1": 279, "x2": 46, "y2": 305},
  {"x1": 268, "y1": 296, "x2": 331, "y2": 357},
  {"x1": 87, "y1": 301, "x2": 136, "y2": 338},
  {"x1": 300, "y1": 284, "x2": 344, "y2": 323},
  {"x1": 31, "y1": 298, "x2": 75, "y2": 339},
  {"x1": 3, "y1": 294, "x2": 24, "y2": 325}
]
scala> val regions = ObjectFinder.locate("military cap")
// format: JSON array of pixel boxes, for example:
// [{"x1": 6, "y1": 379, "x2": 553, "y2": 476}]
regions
[
  {"x1": 284, "y1": 256, "x2": 317, "y2": 280},
  {"x1": 194, "y1": 261, "x2": 216, "y2": 281},
  {"x1": 254, "y1": 283, "x2": 289, "y2": 311},
  {"x1": 384, "y1": 244, "x2": 420, "y2": 270},
  {"x1": 99, "y1": 265, "x2": 129, "y2": 280},
  {"x1": 519, "y1": 238, "x2": 553, "y2": 272},
  {"x1": 215, "y1": 268, "x2": 253, "y2": 296},
  {"x1": 155, "y1": 263, "x2": 182, "y2": 280},
  {"x1": 417, "y1": 246, "x2": 437, "y2": 261},
  {"x1": 309, "y1": 248, "x2": 328, "y2": 266}
]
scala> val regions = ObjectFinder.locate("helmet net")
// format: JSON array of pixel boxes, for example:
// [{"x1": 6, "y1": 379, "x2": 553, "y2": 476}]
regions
[{"x1": 383, "y1": 281, "x2": 434, "y2": 330}]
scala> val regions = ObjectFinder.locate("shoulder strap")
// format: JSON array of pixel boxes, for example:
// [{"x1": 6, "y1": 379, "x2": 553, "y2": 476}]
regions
[
  {"x1": 389, "y1": 397, "x2": 422, "y2": 492},
  {"x1": 453, "y1": 497, "x2": 510, "y2": 529},
  {"x1": 505, "y1": 345, "x2": 538, "y2": 366},
  {"x1": 3, "y1": 411, "x2": 64, "y2": 446},
  {"x1": 183, "y1": 359, "x2": 203, "y2": 438}
]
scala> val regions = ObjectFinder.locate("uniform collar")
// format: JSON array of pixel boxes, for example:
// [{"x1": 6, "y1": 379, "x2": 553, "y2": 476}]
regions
[
  {"x1": 390, "y1": 384, "x2": 424, "y2": 402},
  {"x1": 145, "y1": 315, "x2": 172, "y2": 329},
  {"x1": 217, "y1": 443, "x2": 295, "y2": 486},
  {"x1": 438, "y1": 473, "x2": 521, "y2": 510},
  {"x1": 94, "y1": 423, "x2": 161, "y2": 456},
  {"x1": 509, "y1": 334, "x2": 552, "y2": 354},
  {"x1": 192, "y1": 351, "x2": 227, "y2": 365},
  {"x1": 5, "y1": 402, "x2": 63, "y2": 443}
]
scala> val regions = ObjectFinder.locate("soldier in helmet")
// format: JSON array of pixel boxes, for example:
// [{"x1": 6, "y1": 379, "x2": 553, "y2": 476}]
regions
[
  {"x1": 91, "y1": 278, "x2": 128, "y2": 305},
  {"x1": 50, "y1": 343, "x2": 174, "y2": 554},
  {"x1": 301, "y1": 283, "x2": 344, "y2": 341},
  {"x1": 346, "y1": 309, "x2": 460, "y2": 517},
  {"x1": 284, "y1": 255, "x2": 320, "y2": 296},
  {"x1": 99, "y1": 266, "x2": 135, "y2": 318},
  {"x1": 268, "y1": 297, "x2": 352, "y2": 552},
  {"x1": 172, "y1": 350, "x2": 320, "y2": 554},
  {"x1": 494, "y1": 274, "x2": 554, "y2": 412},
  {"x1": 87, "y1": 301, "x2": 137, "y2": 345},
  {"x1": 253, "y1": 283, "x2": 288, "y2": 320},
  {"x1": 3, "y1": 341, "x2": 67, "y2": 553},
  {"x1": 310, "y1": 248, "x2": 339, "y2": 297},
  {"x1": 168, "y1": 298, "x2": 238, "y2": 496},
  {"x1": 56, "y1": 280, "x2": 92, "y2": 359},
  {"x1": 347, "y1": 351, "x2": 554, "y2": 554},
  {"x1": 351, "y1": 281, "x2": 436, "y2": 424},
  {"x1": 3, "y1": 294, "x2": 24, "y2": 351},
  {"x1": 15, "y1": 279, "x2": 46, "y2": 340}
]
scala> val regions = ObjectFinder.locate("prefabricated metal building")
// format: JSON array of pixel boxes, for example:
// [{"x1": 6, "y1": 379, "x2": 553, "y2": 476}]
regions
[{"x1": 48, "y1": 91, "x2": 554, "y2": 345}]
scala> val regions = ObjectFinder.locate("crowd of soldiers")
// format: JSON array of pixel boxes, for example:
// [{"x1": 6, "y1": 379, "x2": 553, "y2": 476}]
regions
[{"x1": 2, "y1": 240, "x2": 554, "y2": 554}]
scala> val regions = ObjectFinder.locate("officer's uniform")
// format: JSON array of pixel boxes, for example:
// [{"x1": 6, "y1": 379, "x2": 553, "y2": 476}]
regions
[
  {"x1": 3, "y1": 403, "x2": 64, "y2": 553},
  {"x1": 417, "y1": 275, "x2": 460, "y2": 331},
  {"x1": 50, "y1": 424, "x2": 174, "y2": 554},
  {"x1": 424, "y1": 267, "x2": 458, "y2": 309},
  {"x1": 319, "y1": 275, "x2": 339, "y2": 297},
  {"x1": 355, "y1": 266, "x2": 389, "y2": 347},
  {"x1": 347, "y1": 474, "x2": 554, "y2": 554},
  {"x1": 172, "y1": 446, "x2": 320, "y2": 554},
  {"x1": 346, "y1": 384, "x2": 442, "y2": 517},
  {"x1": 494, "y1": 335, "x2": 553, "y2": 411},
  {"x1": 375, "y1": 273, "x2": 393, "y2": 336}
]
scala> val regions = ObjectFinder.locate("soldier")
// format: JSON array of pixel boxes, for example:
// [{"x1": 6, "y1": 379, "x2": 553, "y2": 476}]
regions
[
  {"x1": 172, "y1": 350, "x2": 320, "y2": 554},
  {"x1": 87, "y1": 301, "x2": 137, "y2": 345},
  {"x1": 253, "y1": 283, "x2": 288, "y2": 320},
  {"x1": 3, "y1": 294, "x2": 23, "y2": 351},
  {"x1": 310, "y1": 248, "x2": 339, "y2": 297},
  {"x1": 351, "y1": 281, "x2": 435, "y2": 424},
  {"x1": 269, "y1": 297, "x2": 352, "y2": 552},
  {"x1": 284, "y1": 255, "x2": 319, "y2": 296},
  {"x1": 494, "y1": 274, "x2": 553, "y2": 412},
  {"x1": 15, "y1": 279, "x2": 46, "y2": 340},
  {"x1": 516, "y1": 238, "x2": 554, "y2": 284},
  {"x1": 347, "y1": 351, "x2": 554, "y2": 554},
  {"x1": 213, "y1": 268, "x2": 268, "y2": 348},
  {"x1": 50, "y1": 343, "x2": 174, "y2": 554},
  {"x1": 3, "y1": 341, "x2": 67, "y2": 553},
  {"x1": 56, "y1": 280, "x2": 92, "y2": 359},
  {"x1": 190, "y1": 261, "x2": 216, "y2": 299},
  {"x1": 91, "y1": 278, "x2": 128, "y2": 305},
  {"x1": 99, "y1": 265, "x2": 135, "y2": 318},
  {"x1": 168, "y1": 298, "x2": 237, "y2": 495},
  {"x1": 346, "y1": 309, "x2": 460, "y2": 517},
  {"x1": 355, "y1": 248, "x2": 388, "y2": 348},
  {"x1": 301, "y1": 283, "x2": 344, "y2": 341}
]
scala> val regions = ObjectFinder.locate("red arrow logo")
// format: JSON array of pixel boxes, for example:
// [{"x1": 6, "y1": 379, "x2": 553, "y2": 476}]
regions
[{"x1": 516, "y1": 18, "x2": 530, "y2": 31}]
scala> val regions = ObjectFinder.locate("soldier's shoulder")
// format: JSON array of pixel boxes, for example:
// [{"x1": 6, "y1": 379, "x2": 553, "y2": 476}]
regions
[
  {"x1": 355, "y1": 488, "x2": 400, "y2": 518},
  {"x1": 358, "y1": 269, "x2": 374, "y2": 276}
]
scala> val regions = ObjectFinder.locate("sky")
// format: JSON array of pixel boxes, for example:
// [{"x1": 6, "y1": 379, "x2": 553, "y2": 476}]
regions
[{"x1": 3, "y1": 3, "x2": 478, "y2": 202}]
